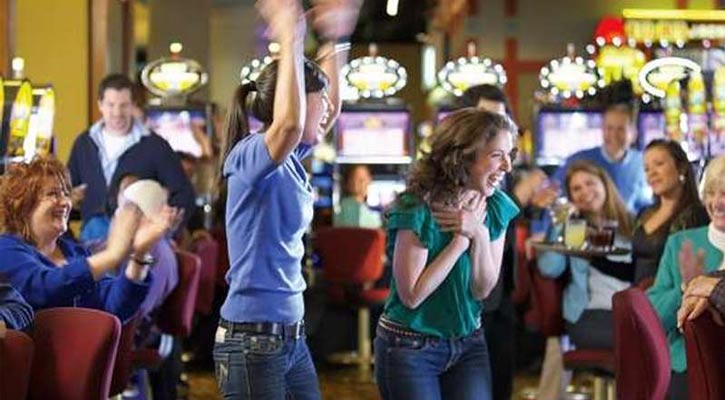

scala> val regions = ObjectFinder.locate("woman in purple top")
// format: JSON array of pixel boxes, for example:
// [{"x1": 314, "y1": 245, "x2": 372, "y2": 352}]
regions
[{"x1": 213, "y1": 0, "x2": 360, "y2": 398}]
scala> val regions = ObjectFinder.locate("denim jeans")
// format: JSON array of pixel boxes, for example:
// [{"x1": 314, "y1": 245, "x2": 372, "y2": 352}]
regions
[
  {"x1": 374, "y1": 323, "x2": 493, "y2": 400},
  {"x1": 213, "y1": 325, "x2": 321, "y2": 400}
]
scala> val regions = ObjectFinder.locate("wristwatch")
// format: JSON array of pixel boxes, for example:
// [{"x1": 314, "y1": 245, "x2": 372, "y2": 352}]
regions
[{"x1": 131, "y1": 253, "x2": 156, "y2": 266}]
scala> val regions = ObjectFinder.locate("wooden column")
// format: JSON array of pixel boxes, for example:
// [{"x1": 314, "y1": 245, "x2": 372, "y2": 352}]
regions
[
  {"x1": 89, "y1": 0, "x2": 109, "y2": 122},
  {"x1": 121, "y1": 0, "x2": 134, "y2": 76},
  {"x1": 0, "y1": 0, "x2": 13, "y2": 76}
]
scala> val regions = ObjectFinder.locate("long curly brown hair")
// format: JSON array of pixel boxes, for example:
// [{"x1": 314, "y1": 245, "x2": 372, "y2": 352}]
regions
[
  {"x1": 0, "y1": 157, "x2": 71, "y2": 244},
  {"x1": 405, "y1": 108, "x2": 518, "y2": 206}
]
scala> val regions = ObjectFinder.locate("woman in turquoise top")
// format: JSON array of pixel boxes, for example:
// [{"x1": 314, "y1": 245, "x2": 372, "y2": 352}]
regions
[
  {"x1": 374, "y1": 109, "x2": 520, "y2": 400},
  {"x1": 648, "y1": 155, "x2": 725, "y2": 400}
]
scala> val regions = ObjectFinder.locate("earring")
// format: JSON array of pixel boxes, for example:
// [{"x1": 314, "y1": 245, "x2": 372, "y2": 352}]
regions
[{"x1": 679, "y1": 174, "x2": 685, "y2": 183}]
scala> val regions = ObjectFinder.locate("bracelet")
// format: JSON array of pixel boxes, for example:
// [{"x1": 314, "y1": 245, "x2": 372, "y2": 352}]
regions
[
  {"x1": 315, "y1": 40, "x2": 352, "y2": 62},
  {"x1": 131, "y1": 253, "x2": 156, "y2": 266}
]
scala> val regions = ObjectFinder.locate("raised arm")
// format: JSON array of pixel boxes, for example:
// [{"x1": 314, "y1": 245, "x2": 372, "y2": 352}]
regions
[
  {"x1": 256, "y1": 0, "x2": 307, "y2": 162},
  {"x1": 311, "y1": 0, "x2": 361, "y2": 133}
]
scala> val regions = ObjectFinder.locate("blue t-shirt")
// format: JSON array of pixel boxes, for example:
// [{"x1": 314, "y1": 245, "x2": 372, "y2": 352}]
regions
[
  {"x1": 221, "y1": 134, "x2": 313, "y2": 324},
  {"x1": 552, "y1": 147, "x2": 652, "y2": 214}
]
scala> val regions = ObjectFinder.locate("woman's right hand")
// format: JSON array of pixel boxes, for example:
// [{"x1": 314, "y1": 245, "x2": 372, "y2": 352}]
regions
[
  {"x1": 256, "y1": 0, "x2": 306, "y2": 42},
  {"x1": 105, "y1": 203, "x2": 143, "y2": 263}
]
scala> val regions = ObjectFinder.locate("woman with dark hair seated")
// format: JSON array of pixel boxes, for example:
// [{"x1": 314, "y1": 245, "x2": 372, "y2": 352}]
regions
[
  {"x1": 0, "y1": 157, "x2": 178, "y2": 322},
  {"x1": 633, "y1": 139, "x2": 709, "y2": 284}
]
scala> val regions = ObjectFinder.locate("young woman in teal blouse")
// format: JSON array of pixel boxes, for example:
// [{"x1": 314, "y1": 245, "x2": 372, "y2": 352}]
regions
[
  {"x1": 374, "y1": 109, "x2": 520, "y2": 400},
  {"x1": 648, "y1": 155, "x2": 725, "y2": 399}
]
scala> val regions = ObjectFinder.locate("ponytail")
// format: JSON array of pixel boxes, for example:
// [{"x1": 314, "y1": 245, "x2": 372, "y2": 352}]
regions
[{"x1": 219, "y1": 81, "x2": 255, "y2": 174}]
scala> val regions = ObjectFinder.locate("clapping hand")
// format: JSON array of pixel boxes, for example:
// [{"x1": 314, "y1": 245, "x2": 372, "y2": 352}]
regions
[
  {"x1": 132, "y1": 206, "x2": 181, "y2": 256},
  {"x1": 678, "y1": 240, "x2": 705, "y2": 287},
  {"x1": 256, "y1": 0, "x2": 306, "y2": 42},
  {"x1": 310, "y1": 0, "x2": 362, "y2": 41}
]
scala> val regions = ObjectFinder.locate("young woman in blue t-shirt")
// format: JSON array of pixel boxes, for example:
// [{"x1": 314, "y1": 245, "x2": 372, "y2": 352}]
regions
[{"x1": 213, "y1": 0, "x2": 360, "y2": 398}]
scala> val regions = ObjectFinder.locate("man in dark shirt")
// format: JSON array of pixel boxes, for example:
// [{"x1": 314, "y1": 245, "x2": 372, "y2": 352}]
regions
[{"x1": 67, "y1": 74, "x2": 194, "y2": 241}]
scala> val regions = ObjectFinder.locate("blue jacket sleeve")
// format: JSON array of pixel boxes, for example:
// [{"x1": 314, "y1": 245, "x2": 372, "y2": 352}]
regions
[
  {"x1": 87, "y1": 272, "x2": 152, "y2": 323},
  {"x1": 0, "y1": 284, "x2": 34, "y2": 330},
  {"x1": 0, "y1": 240, "x2": 96, "y2": 309},
  {"x1": 647, "y1": 234, "x2": 682, "y2": 332}
]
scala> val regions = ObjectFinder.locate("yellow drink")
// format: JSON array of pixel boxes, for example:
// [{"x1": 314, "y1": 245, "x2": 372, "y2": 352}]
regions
[{"x1": 565, "y1": 219, "x2": 587, "y2": 249}]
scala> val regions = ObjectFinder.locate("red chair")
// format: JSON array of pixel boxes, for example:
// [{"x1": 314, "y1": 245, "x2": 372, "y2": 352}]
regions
[
  {"x1": 684, "y1": 311, "x2": 725, "y2": 400},
  {"x1": 314, "y1": 227, "x2": 388, "y2": 369},
  {"x1": 511, "y1": 220, "x2": 533, "y2": 305},
  {"x1": 190, "y1": 230, "x2": 220, "y2": 315},
  {"x1": 612, "y1": 288, "x2": 670, "y2": 400},
  {"x1": 109, "y1": 314, "x2": 142, "y2": 397},
  {"x1": 28, "y1": 307, "x2": 121, "y2": 400},
  {"x1": 133, "y1": 249, "x2": 202, "y2": 369},
  {"x1": 211, "y1": 226, "x2": 230, "y2": 288},
  {"x1": 0, "y1": 327, "x2": 34, "y2": 400},
  {"x1": 157, "y1": 249, "x2": 202, "y2": 337},
  {"x1": 528, "y1": 263, "x2": 615, "y2": 400}
]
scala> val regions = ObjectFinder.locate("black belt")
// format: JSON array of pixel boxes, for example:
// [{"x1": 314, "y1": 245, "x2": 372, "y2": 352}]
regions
[{"x1": 219, "y1": 318, "x2": 305, "y2": 339}]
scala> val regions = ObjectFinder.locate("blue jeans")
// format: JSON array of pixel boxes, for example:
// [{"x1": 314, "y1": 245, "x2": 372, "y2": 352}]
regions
[
  {"x1": 374, "y1": 323, "x2": 493, "y2": 400},
  {"x1": 213, "y1": 325, "x2": 321, "y2": 400}
]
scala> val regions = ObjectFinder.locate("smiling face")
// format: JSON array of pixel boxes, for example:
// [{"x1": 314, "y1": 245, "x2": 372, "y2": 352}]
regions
[
  {"x1": 602, "y1": 108, "x2": 634, "y2": 160},
  {"x1": 567, "y1": 170, "x2": 607, "y2": 213},
  {"x1": 467, "y1": 129, "x2": 515, "y2": 196},
  {"x1": 98, "y1": 88, "x2": 134, "y2": 135},
  {"x1": 301, "y1": 90, "x2": 332, "y2": 145},
  {"x1": 704, "y1": 180, "x2": 725, "y2": 231},
  {"x1": 644, "y1": 146, "x2": 682, "y2": 198},
  {"x1": 29, "y1": 177, "x2": 72, "y2": 243}
]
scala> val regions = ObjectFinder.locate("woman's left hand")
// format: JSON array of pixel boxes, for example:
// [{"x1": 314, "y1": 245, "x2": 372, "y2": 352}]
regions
[
  {"x1": 684, "y1": 275, "x2": 721, "y2": 298},
  {"x1": 132, "y1": 206, "x2": 181, "y2": 255},
  {"x1": 678, "y1": 240, "x2": 705, "y2": 287},
  {"x1": 310, "y1": 0, "x2": 362, "y2": 40},
  {"x1": 432, "y1": 191, "x2": 487, "y2": 239}
]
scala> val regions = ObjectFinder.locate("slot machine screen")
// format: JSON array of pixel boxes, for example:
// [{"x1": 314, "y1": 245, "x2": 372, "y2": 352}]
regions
[
  {"x1": 535, "y1": 110, "x2": 603, "y2": 166},
  {"x1": 637, "y1": 110, "x2": 704, "y2": 161},
  {"x1": 146, "y1": 108, "x2": 206, "y2": 158},
  {"x1": 336, "y1": 111, "x2": 411, "y2": 159},
  {"x1": 366, "y1": 178, "x2": 407, "y2": 209}
]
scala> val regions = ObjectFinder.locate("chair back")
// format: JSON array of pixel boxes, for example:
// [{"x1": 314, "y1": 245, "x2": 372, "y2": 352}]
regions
[
  {"x1": 612, "y1": 288, "x2": 670, "y2": 400},
  {"x1": 684, "y1": 312, "x2": 725, "y2": 400},
  {"x1": 109, "y1": 314, "x2": 141, "y2": 397},
  {"x1": 315, "y1": 227, "x2": 386, "y2": 285},
  {"x1": 528, "y1": 263, "x2": 565, "y2": 336},
  {"x1": 0, "y1": 328, "x2": 34, "y2": 400},
  {"x1": 190, "y1": 231, "x2": 220, "y2": 315},
  {"x1": 28, "y1": 307, "x2": 121, "y2": 400},
  {"x1": 211, "y1": 226, "x2": 230, "y2": 287},
  {"x1": 511, "y1": 220, "x2": 533, "y2": 305},
  {"x1": 157, "y1": 249, "x2": 201, "y2": 337}
]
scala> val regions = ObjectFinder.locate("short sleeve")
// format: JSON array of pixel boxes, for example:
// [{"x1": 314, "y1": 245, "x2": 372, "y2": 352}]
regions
[
  {"x1": 386, "y1": 194, "x2": 433, "y2": 248},
  {"x1": 485, "y1": 189, "x2": 520, "y2": 241},
  {"x1": 295, "y1": 142, "x2": 313, "y2": 160},
  {"x1": 223, "y1": 133, "x2": 278, "y2": 185}
]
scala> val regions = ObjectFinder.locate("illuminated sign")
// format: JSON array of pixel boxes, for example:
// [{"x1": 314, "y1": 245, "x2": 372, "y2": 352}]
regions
[
  {"x1": 239, "y1": 56, "x2": 273, "y2": 84},
  {"x1": 540, "y1": 56, "x2": 604, "y2": 99},
  {"x1": 342, "y1": 56, "x2": 407, "y2": 99},
  {"x1": 437, "y1": 57, "x2": 507, "y2": 96},
  {"x1": 595, "y1": 45, "x2": 646, "y2": 91},
  {"x1": 141, "y1": 57, "x2": 208, "y2": 97},
  {"x1": 638, "y1": 57, "x2": 701, "y2": 98}
]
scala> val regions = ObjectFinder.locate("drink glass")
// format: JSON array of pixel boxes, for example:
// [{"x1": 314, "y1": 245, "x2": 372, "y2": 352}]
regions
[
  {"x1": 565, "y1": 218, "x2": 587, "y2": 249},
  {"x1": 549, "y1": 197, "x2": 573, "y2": 243}
]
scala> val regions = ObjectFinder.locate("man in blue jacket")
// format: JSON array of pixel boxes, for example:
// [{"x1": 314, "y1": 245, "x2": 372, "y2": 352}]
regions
[{"x1": 68, "y1": 74, "x2": 194, "y2": 240}]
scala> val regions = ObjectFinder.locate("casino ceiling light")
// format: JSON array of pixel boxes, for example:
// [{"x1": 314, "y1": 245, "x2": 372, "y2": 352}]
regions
[
  {"x1": 638, "y1": 57, "x2": 701, "y2": 98},
  {"x1": 437, "y1": 57, "x2": 507, "y2": 97},
  {"x1": 239, "y1": 56, "x2": 273, "y2": 85},
  {"x1": 342, "y1": 56, "x2": 407, "y2": 99},
  {"x1": 539, "y1": 55, "x2": 602, "y2": 99},
  {"x1": 141, "y1": 44, "x2": 208, "y2": 98}
]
